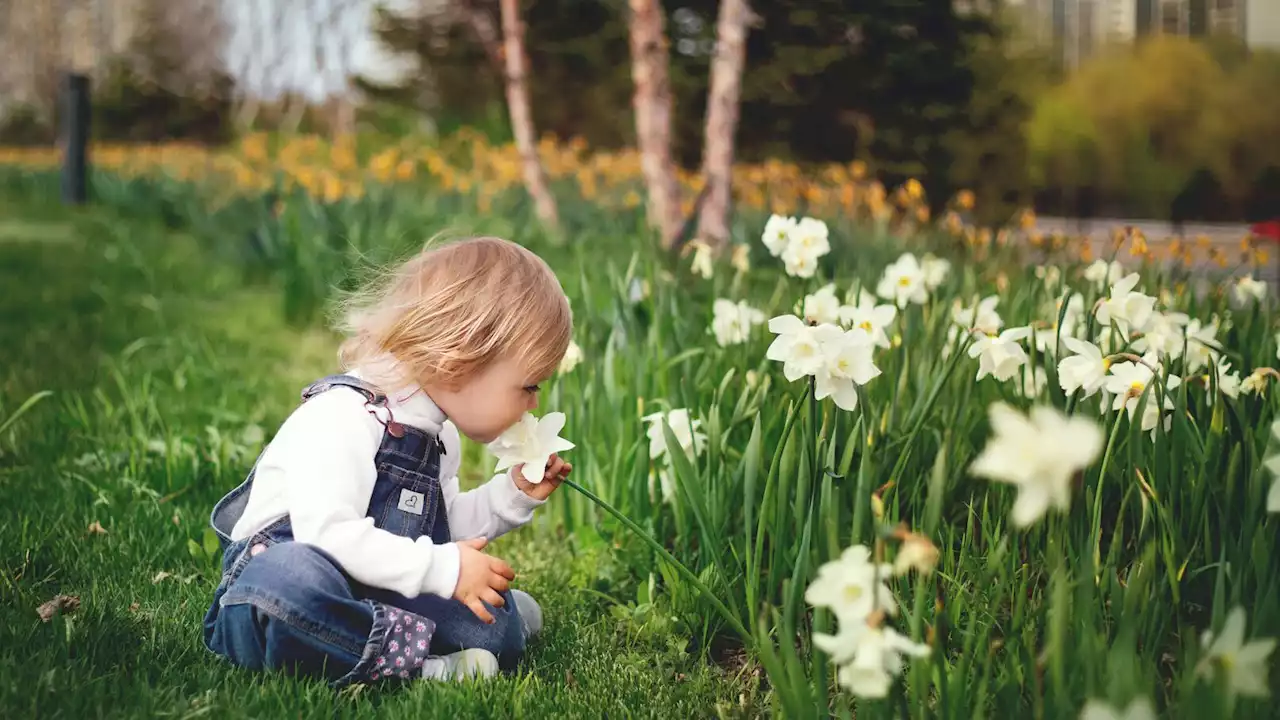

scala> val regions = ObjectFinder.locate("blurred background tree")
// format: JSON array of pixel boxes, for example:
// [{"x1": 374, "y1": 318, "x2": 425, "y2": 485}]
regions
[{"x1": 1, "y1": 0, "x2": 1276, "y2": 223}]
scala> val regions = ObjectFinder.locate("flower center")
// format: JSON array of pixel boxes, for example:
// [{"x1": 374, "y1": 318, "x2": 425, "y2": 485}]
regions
[
  {"x1": 843, "y1": 585, "x2": 864, "y2": 603},
  {"x1": 859, "y1": 321, "x2": 873, "y2": 331},
  {"x1": 898, "y1": 276, "x2": 911, "y2": 287}
]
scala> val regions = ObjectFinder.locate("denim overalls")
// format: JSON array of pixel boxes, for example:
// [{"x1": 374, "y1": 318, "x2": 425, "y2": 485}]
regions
[{"x1": 201, "y1": 374, "x2": 525, "y2": 686}]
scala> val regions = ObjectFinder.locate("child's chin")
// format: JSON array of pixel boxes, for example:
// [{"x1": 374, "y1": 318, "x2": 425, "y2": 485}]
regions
[{"x1": 465, "y1": 430, "x2": 499, "y2": 444}]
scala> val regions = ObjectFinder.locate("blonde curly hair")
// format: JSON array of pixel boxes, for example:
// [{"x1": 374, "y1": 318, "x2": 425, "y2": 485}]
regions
[{"x1": 337, "y1": 236, "x2": 572, "y2": 393}]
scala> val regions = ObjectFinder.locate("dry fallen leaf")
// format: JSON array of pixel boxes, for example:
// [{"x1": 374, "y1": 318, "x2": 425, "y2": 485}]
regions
[
  {"x1": 152, "y1": 571, "x2": 172, "y2": 584},
  {"x1": 87, "y1": 521, "x2": 108, "y2": 535},
  {"x1": 128, "y1": 602, "x2": 140, "y2": 613},
  {"x1": 37, "y1": 595, "x2": 80, "y2": 622}
]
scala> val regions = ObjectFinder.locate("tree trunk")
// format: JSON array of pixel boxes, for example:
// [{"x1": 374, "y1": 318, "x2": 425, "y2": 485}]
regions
[
  {"x1": 497, "y1": 0, "x2": 560, "y2": 230},
  {"x1": 695, "y1": 0, "x2": 752, "y2": 250},
  {"x1": 282, "y1": 94, "x2": 306, "y2": 134},
  {"x1": 333, "y1": 96, "x2": 357, "y2": 138},
  {"x1": 457, "y1": 0, "x2": 503, "y2": 69},
  {"x1": 628, "y1": 0, "x2": 682, "y2": 249},
  {"x1": 234, "y1": 96, "x2": 261, "y2": 131}
]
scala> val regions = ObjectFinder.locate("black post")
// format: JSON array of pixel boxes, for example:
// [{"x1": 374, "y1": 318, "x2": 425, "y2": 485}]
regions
[{"x1": 60, "y1": 72, "x2": 90, "y2": 205}]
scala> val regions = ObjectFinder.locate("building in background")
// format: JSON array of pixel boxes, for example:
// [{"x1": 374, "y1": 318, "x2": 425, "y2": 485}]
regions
[
  {"x1": 1246, "y1": 0, "x2": 1280, "y2": 49},
  {"x1": 1009, "y1": 0, "x2": 1280, "y2": 66},
  {"x1": 0, "y1": 0, "x2": 148, "y2": 115}
]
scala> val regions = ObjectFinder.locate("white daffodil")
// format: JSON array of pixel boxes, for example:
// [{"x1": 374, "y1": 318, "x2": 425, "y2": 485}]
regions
[
  {"x1": 1017, "y1": 365, "x2": 1048, "y2": 399},
  {"x1": 839, "y1": 289, "x2": 896, "y2": 349},
  {"x1": 921, "y1": 253, "x2": 951, "y2": 290},
  {"x1": 876, "y1": 253, "x2": 930, "y2": 308},
  {"x1": 781, "y1": 240, "x2": 823, "y2": 278},
  {"x1": 825, "y1": 624, "x2": 931, "y2": 699},
  {"x1": 803, "y1": 284, "x2": 843, "y2": 325},
  {"x1": 489, "y1": 412, "x2": 576, "y2": 484},
  {"x1": 649, "y1": 467, "x2": 677, "y2": 504},
  {"x1": 628, "y1": 277, "x2": 651, "y2": 304},
  {"x1": 805, "y1": 544, "x2": 896, "y2": 625},
  {"x1": 687, "y1": 240, "x2": 714, "y2": 279},
  {"x1": 642, "y1": 408, "x2": 706, "y2": 463},
  {"x1": 813, "y1": 325, "x2": 881, "y2": 411},
  {"x1": 1104, "y1": 355, "x2": 1182, "y2": 436},
  {"x1": 970, "y1": 402, "x2": 1104, "y2": 527},
  {"x1": 1035, "y1": 293, "x2": 1086, "y2": 355},
  {"x1": 766, "y1": 314, "x2": 826, "y2": 380},
  {"x1": 968, "y1": 327, "x2": 1032, "y2": 382},
  {"x1": 1132, "y1": 311, "x2": 1190, "y2": 360},
  {"x1": 1036, "y1": 265, "x2": 1062, "y2": 290},
  {"x1": 1058, "y1": 337, "x2": 1109, "y2": 398},
  {"x1": 1079, "y1": 697, "x2": 1157, "y2": 720},
  {"x1": 1185, "y1": 317, "x2": 1221, "y2": 373},
  {"x1": 1276, "y1": 332, "x2": 1280, "y2": 362},
  {"x1": 1242, "y1": 370, "x2": 1269, "y2": 396},
  {"x1": 762, "y1": 214, "x2": 797, "y2": 257},
  {"x1": 1234, "y1": 275, "x2": 1267, "y2": 305},
  {"x1": 1084, "y1": 259, "x2": 1125, "y2": 288},
  {"x1": 559, "y1": 340, "x2": 583, "y2": 374},
  {"x1": 793, "y1": 217, "x2": 830, "y2": 256},
  {"x1": 780, "y1": 217, "x2": 831, "y2": 278},
  {"x1": 1210, "y1": 360, "x2": 1243, "y2": 401},
  {"x1": 711, "y1": 299, "x2": 765, "y2": 347},
  {"x1": 1096, "y1": 273, "x2": 1156, "y2": 336},
  {"x1": 952, "y1": 295, "x2": 1003, "y2": 335},
  {"x1": 1195, "y1": 606, "x2": 1276, "y2": 699},
  {"x1": 1264, "y1": 419, "x2": 1280, "y2": 514}
]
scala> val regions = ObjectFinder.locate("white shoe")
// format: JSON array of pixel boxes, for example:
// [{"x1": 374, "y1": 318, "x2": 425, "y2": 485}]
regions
[
  {"x1": 511, "y1": 589, "x2": 542, "y2": 639},
  {"x1": 420, "y1": 648, "x2": 499, "y2": 681}
]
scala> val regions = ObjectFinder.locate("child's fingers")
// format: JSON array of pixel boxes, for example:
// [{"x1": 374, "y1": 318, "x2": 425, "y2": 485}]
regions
[
  {"x1": 489, "y1": 573, "x2": 511, "y2": 593},
  {"x1": 543, "y1": 457, "x2": 562, "y2": 480},
  {"x1": 490, "y1": 557, "x2": 516, "y2": 580},
  {"x1": 466, "y1": 599, "x2": 496, "y2": 624},
  {"x1": 481, "y1": 587, "x2": 506, "y2": 609},
  {"x1": 461, "y1": 537, "x2": 488, "y2": 550}
]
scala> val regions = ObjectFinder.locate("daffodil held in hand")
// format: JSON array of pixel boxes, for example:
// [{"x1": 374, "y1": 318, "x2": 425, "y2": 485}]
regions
[{"x1": 488, "y1": 411, "x2": 576, "y2": 501}]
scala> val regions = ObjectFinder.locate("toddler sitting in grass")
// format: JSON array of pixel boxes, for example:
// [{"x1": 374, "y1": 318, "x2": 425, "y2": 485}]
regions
[{"x1": 202, "y1": 236, "x2": 573, "y2": 686}]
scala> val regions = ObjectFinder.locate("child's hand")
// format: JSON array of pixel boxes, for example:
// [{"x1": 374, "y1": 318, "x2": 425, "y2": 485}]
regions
[
  {"x1": 453, "y1": 537, "x2": 515, "y2": 624},
  {"x1": 512, "y1": 453, "x2": 572, "y2": 502}
]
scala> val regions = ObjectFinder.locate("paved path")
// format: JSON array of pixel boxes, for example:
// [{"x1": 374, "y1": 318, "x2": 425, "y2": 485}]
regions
[
  {"x1": 1033, "y1": 216, "x2": 1279, "y2": 285},
  {"x1": 1035, "y1": 216, "x2": 1252, "y2": 243}
]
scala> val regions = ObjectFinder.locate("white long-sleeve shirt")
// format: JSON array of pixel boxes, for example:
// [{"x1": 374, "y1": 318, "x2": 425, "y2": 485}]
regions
[{"x1": 229, "y1": 369, "x2": 545, "y2": 600}]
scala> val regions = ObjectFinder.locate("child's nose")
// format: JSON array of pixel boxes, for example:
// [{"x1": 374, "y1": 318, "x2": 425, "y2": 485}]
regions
[{"x1": 528, "y1": 394, "x2": 539, "y2": 411}]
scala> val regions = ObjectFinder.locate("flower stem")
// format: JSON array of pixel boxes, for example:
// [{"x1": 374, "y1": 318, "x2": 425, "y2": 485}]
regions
[
  {"x1": 562, "y1": 477, "x2": 753, "y2": 644},
  {"x1": 1091, "y1": 409, "x2": 1127, "y2": 569}
]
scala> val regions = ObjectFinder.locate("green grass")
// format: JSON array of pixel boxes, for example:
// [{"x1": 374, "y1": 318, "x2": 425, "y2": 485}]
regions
[
  {"x1": 0, "y1": 203, "x2": 757, "y2": 719},
  {"x1": 4, "y1": 163, "x2": 1280, "y2": 719}
]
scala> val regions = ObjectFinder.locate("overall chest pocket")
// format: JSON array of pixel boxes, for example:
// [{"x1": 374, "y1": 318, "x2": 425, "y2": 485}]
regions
[{"x1": 373, "y1": 463, "x2": 440, "y2": 538}]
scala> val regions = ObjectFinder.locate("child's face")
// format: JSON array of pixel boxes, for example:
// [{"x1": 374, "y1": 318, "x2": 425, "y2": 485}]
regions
[{"x1": 428, "y1": 355, "x2": 546, "y2": 444}]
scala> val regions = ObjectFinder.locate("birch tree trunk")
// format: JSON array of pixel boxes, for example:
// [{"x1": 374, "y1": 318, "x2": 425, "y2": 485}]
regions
[
  {"x1": 695, "y1": 0, "x2": 753, "y2": 250},
  {"x1": 627, "y1": 0, "x2": 682, "y2": 249},
  {"x1": 457, "y1": 0, "x2": 503, "y2": 69},
  {"x1": 497, "y1": 0, "x2": 560, "y2": 230}
]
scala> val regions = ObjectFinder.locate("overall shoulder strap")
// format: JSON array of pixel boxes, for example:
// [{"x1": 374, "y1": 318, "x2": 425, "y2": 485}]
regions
[
  {"x1": 300, "y1": 374, "x2": 388, "y2": 406},
  {"x1": 301, "y1": 374, "x2": 411, "y2": 438}
]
